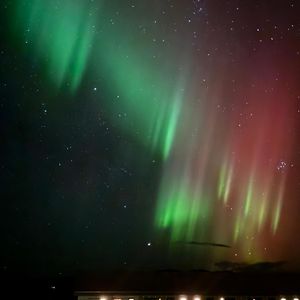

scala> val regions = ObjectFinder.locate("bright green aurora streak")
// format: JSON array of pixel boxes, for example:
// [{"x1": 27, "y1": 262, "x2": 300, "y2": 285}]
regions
[{"x1": 12, "y1": 0, "x2": 95, "y2": 92}]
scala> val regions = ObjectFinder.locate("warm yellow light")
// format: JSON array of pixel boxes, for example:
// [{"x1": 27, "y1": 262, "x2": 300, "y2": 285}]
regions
[
  {"x1": 294, "y1": 298, "x2": 299, "y2": 300},
  {"x1": 100, "y1": 297, "x2": 107, "y2": 300},
  {"x1": 220, "y1": 297, "x2": 225, "y2": 300},
  {"x1": 281, "y1": 298, "x2": 286, "y2": 300},
  {"x1": 194, "y1": 296, "x2": 201, "y2": 300},
  {"x1": 180, "y1": 296, "x2": 187, "y2": 300}
]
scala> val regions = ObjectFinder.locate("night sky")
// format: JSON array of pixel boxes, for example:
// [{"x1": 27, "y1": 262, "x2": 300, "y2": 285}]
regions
[{"x1": 1, "y1": 0, "x2": 300, "y2": 277}]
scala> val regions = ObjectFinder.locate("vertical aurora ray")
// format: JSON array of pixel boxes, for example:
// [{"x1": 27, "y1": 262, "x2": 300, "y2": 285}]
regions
[
  {"x1": 272, "y1": 177, "x2": 286, "y2": 235},
  {"x1": 258, "y1": 198, "x2": 267, "y2": 230},
  {"x1": 161, "y1": 94, "x2": 182, "y2": 159},
  {"x1": 12, "y1": 0, "x2": 96, "y2": 92},
  {"x1": 218, "y1": 159, "x2": 233, "y2": 204},
  {"x1": 244, "y1": 176, "x2": 254, "y2": 217}
]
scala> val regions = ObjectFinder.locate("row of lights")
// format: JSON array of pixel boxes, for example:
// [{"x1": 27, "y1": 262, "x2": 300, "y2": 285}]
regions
[
  {"x1": 100, "y1": 297, "x2": 299, "y2": 300},
  {"x1": 179, "y1": 297, "x2": 300, "y2": 300},
  {"x1": 101, "y1": 298, "x2": 136, "y2": 300},
  {"x1": 101, "y1": 298, "x2": 135, "y2": 300},
  {"x1": 180, "y1": 296, "x2": 201, "y2": 300}
]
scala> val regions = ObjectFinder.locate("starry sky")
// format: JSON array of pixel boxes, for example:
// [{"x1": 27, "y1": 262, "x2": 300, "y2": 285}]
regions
[{"x1": 1, "y1": 0, "x2": 300, "y2": 276}]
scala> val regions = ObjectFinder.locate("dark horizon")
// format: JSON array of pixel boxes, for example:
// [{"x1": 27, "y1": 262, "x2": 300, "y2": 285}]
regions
[{"x1": 1, "y1": 270, "x2": 300, "y2": 300}]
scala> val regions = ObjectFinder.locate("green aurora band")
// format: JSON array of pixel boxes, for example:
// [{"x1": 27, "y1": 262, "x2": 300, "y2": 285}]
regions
[
  {"x1": 12, "y1": 0, "x2": 96, "y2": 93},
  {"x1": 12, "y1": 0, "x2": 185, "y2": 159}
]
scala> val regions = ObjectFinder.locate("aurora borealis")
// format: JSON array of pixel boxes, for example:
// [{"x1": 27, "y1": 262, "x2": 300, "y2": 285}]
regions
[
  {"x1": 1, "y1": 0, "x2": 300, "y2": 275},
  {"x1": 12, "y1": 0, "x2": 96, "y2": 92}
]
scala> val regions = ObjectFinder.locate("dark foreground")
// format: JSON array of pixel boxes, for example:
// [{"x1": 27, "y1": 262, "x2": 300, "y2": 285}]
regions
[{"x1": 1, "y1": 271, "x2": 300, "y2": 300}]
